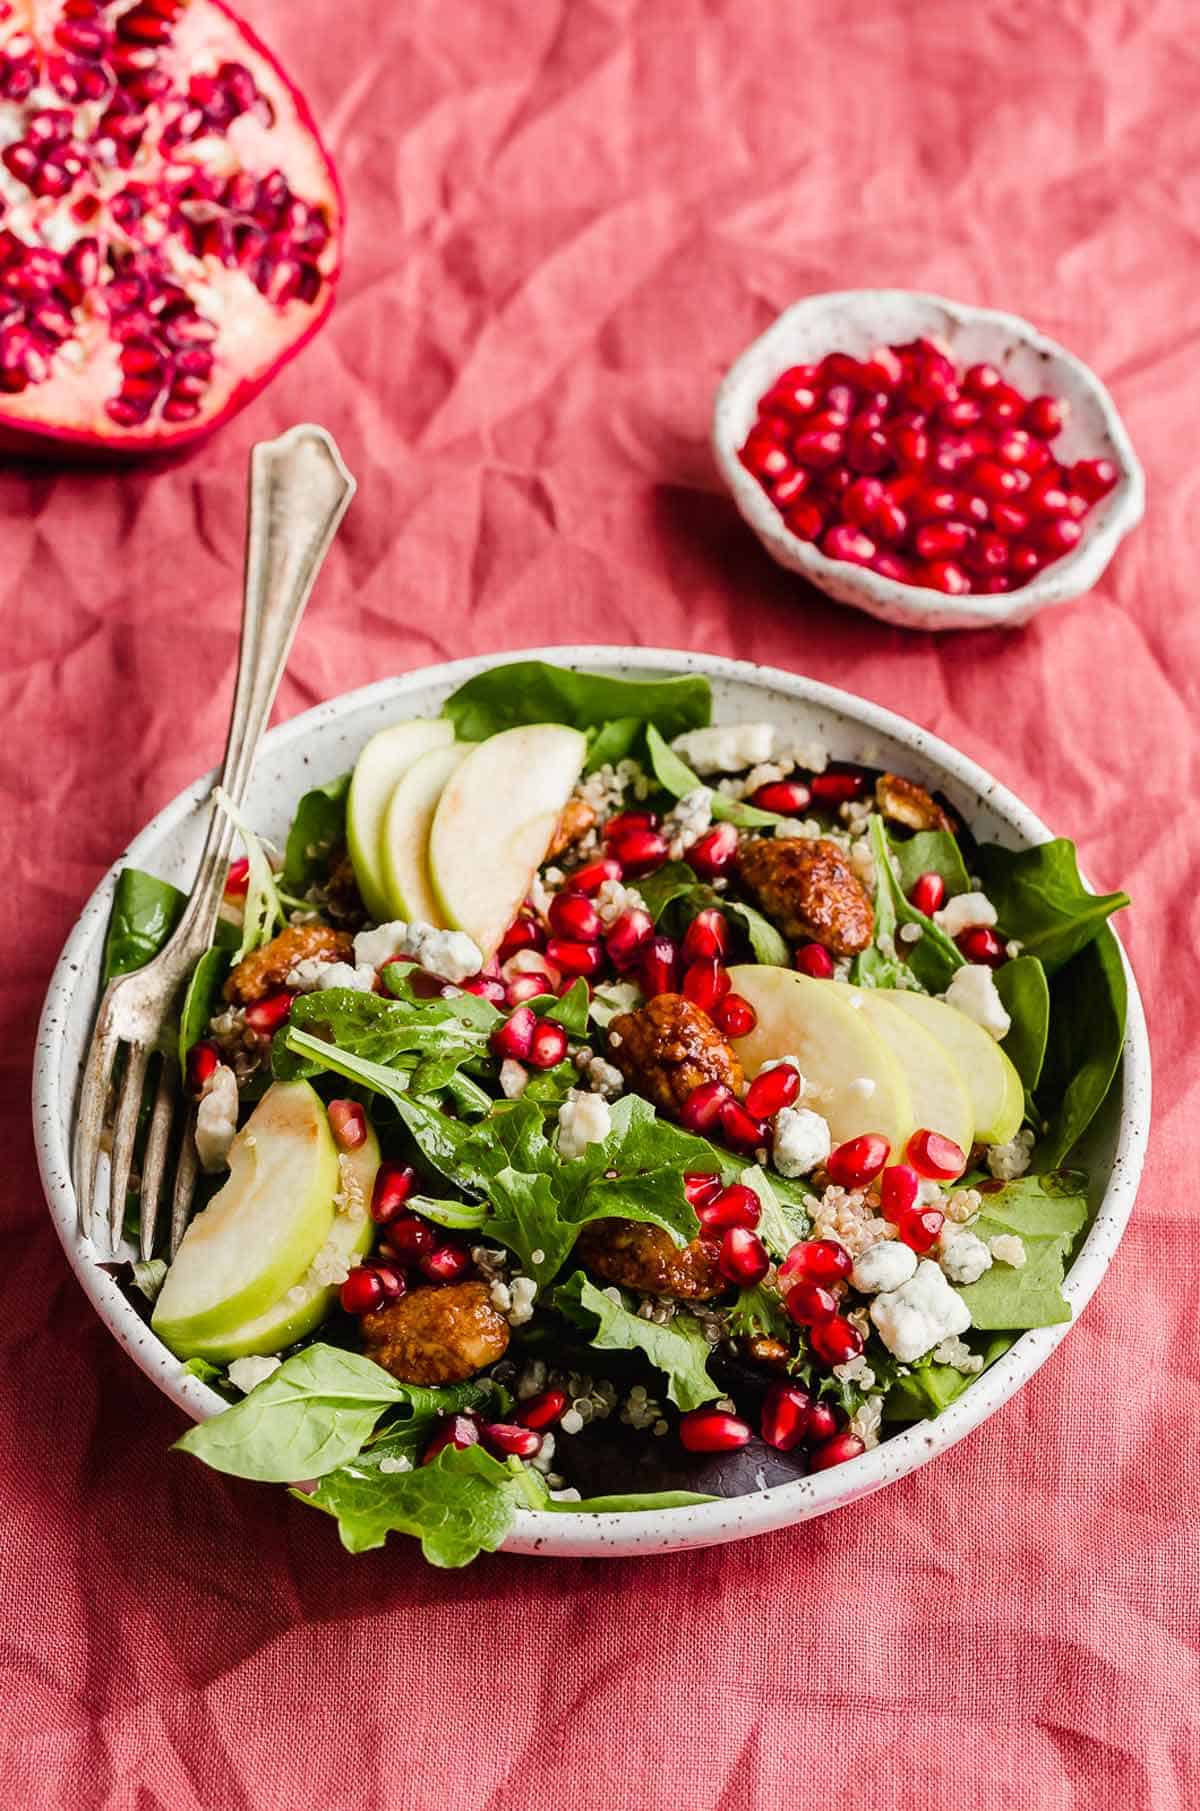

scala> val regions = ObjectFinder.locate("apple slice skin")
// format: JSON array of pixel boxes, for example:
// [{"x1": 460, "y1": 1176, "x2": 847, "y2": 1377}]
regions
[
  {"x1": 188, "y1": 1122, "x2": 381, "y2": 1362},
  {"x1": 726, "y1": 965, "x2": 915, "y2": 1150},
  {"x1": 152, "y1": 1081, "x2": 341, "y2": 1355},
  {"x1": 346, "y1": 719, "x2": 455, "y2": 924},
  {"x1": 429, "y1": 724, "x2": 588, "y2": 961},
  {"x1": 834, "y1": 985, "x2": 975, "y2": 1154},
  {"x1": 381, "y1": 741, "x2": 474, "y2": 925},
  {"x1": 884, "y1": 989, "x2": 1025, "y2": 1146}
]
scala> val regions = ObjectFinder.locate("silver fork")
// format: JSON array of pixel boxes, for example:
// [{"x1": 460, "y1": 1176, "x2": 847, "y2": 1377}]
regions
[{"x1": 74, "y1": 423, "x2": 356, "y2": 1262}]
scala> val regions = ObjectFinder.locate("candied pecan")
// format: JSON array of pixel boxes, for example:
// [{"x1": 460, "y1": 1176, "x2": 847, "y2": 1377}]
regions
[
  {"x1": 574, "y1": 1218, "x2": 722, "y2": 1301},
  {"x1": 322, "y1": 846, "x2": 367, "y2": 927},
  {"x1": 875, "y1": 773, "x2": 957, "y2": 834},
  {"x1": 362, "y1": 1282, "x2": 510, "y2": 1386},
  {"x1": 223, "y1": 923, "x2": 353, "y2": 1003},
  {"x1": 736, "y1": 837, "x2": 873, "y2": 956},
  {"x1": 608, "y1": 992, "x2": 742, "y2": 1117},
  {"x1": 547, "y1": 797, "x2": 597, "y2": 860}
]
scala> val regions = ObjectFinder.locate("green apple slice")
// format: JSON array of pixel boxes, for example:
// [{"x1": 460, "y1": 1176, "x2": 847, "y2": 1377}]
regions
[
  {"x1": 152, "y1": 1081, "x2": 340, "y2": 1356},
  {"x1": 834, "y1": 984, "x2": 975, "y2": 1154},
  {"x1": 186, "y1": 1120, "x2": 381, "y2": 1362},
  {"x1": 429, "y1": 723, "x2": 588, "y2": 961},
  {"x1": 883, "y1": 989, "x2": 1025, "y2": 1146},
  {"x1": 727, "y1": 965, "x2": 916, "y2": 1149},
  {"x1": 346, "y1": 718, "x2": 455, "y2": 923},
  {"x1": 381, "y1": 741, "x2": 475, "y2": 924}
]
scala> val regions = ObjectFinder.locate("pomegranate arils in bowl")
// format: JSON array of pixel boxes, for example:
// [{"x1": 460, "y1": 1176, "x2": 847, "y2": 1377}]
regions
[{"x1": 0, "y1": 0, "x2": 342, "y2": 457}]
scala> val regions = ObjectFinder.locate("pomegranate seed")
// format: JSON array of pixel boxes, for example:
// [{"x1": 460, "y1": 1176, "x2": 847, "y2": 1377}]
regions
[
  {"x1": 695, "y1": 1183, "x2": 761, "y2": 1232},
  {"x1": 794, "y1": 942, "x2": 835, "y2": 979},
  {"x1": 872, "y1": 551, "x2": 915, "y2": 583},
  {"x1": 980, "y1": 576, "x2": 1011, "y2": 594},
  {"x1": 810, "y1": 1315, "x2": 864, "y2": 1366},
  {"x1": 1024, "y1": 394, "x2": 1067, "y2": 438},
  {"x1": 880, "y1": 1163, "x2": 920, "y2": 1217},
  {"x1": 639, "y1": 933, "x2": 679, "y2": 997},
  {"x1": 785, "y1": 1281, "x2": 838, "y2": 1326},
  {"x1": 497, "y1": 917, "x2": 543, "y2": 961},
  {"x1": 750, "y1": 779, "x2": 812, "y2": 816},
  {"x1": 545, "y1": 936, "x2": 602, "y2": 978},
  {"x1": 919, "y1": 559, "x2": 972, "y2": 595},
  {"x1": 860, "y1": 345, "x2": 903, "y2": 389},
  {"x1": 244, "y1": 991, "x2": 294, "y2": 1034},
  {"x1": 327, "y1": 1098, "x2": 367, "y2": 1151},
  {"x1": 792, "y1": 427, "x2": 844, "y2": 468},
  {"x1": 910, "y1": 483, "x2": 960, "y2": 523},
  {"x1": 760, "y1": 1382, "x2": 813, "y2": 1452},
  {"x1": 490, "y1": 1004, "x2": 537, "y2": 1061},
  {"x1": 679, "y1": 1080, "x2": 732, "y2": 1133},
  {"x1": 715, "y1": 993, "x2": 756, "y2": 1037},
  {"x1": 909, "y1": 871, "x2": 946, "y2": 916},
  {"x1": 986, "y1": 384, "x2": 1026, "y2": 426},
  {"x1": 939, "y1": 395, "x2": 984, "y2": 430},
  {"x1": 608, "y1": 826, "x2": 669, "y2": 876},
  {"x1": 682, "y1": 908, "x2": 731, "y2": 963},
  {"x1": 1009, "y1": 544, "x2": 1043, "y2": 581},
  {"x1": 687, "y1": 822, "x2": 739, "y2": 878},
  {"x1": 386, "y1": 1212, "x2": 438, "y2": 1261},
  {"x1": 682, "y1": 958, "x2": 731, "y2": 1012},
  {"x1": 606, "y1": 906, "x2": 654, "y2": 971},
  {"x1": 784, "y1": 498, "x2": 825, "y2": 541},
  {"x1": 1028, "y1": 482, "x2": 1072, "y2": 519},
  {"x1": 339, "y1": 1266, "x2": 385, "y2": 1316},
  {"x1": 1038, "y1": 517, "x2": 1084, "y2": 558},
  {"x1": 370, "y1": 1261, "x2": 405, "y2": 1304},
  {"x1": 806, "y1": 1401, "x2": 841, "y2": 1443},
  {"x1": 963, "y1": 362, "x2": 1003, "y2": 398},
  {"x1": 821, "y1": 524, "x2": 876, "y2": 566},
  {"x1": 419, "y1": 1243, "x2": 471, "y2": 1284},
  {"x1": 769, "y1": 379, "x2": 819, "y2": 418},
  {"x1": 914, "y1": 521, "x2": 972, "y2": 560},
  {"x1": 744, "y1": 1063, "x2": 801, "y2": 1119},
  {"x1": 718, "y1": 1098, "x2": 768, "y2": 1153},
  {"x1": 371, "y1": 1161, "x2": 416, "y2": 1225},
  {"x1": 567, "y1": 856, "x2": 623, "y2": 894},
  {"x1": 739, "y1": 435, "x2": 792, "y2": 482},
  {"x1": 809, "y1": 769, "x2": 866, "y2": 805},
  {"x1": 891, "y1": 422, "x2": 930, "y2": 470},
  {"x1": 185, "y1": 1039, "x2": 219, "y2": 1095},
  {"x1": 826, "y1": 1133, "x2": 890, "y2": 1188},
  {"x1": 1070, "y1": 457, "x2": 1118, "y2": 500},
  {"x1": 965, "y1": 532, "x2": 1011, "y2": 579},
  {"x1": 956, "y1": 924, "x2": 1006, "y2": 966},
  {"x1": 907, "y1": 1129, "x2": 967, "y2": 1180},
  {"x1": 719, "y1": 1226, "x2": 769, "y2": 1286},
  {"x1": 778, "y1": 1239, "x2": 852, "y2": 1287},
  {"x1": 224, "y1": 855, "x2": 250, "y2": 897},
  {"x1": 771, "y1": 468, "x2": 812, "y2": 509},
  {"x1": 605, "y1": 808, "x2": 659, "y2": 840},
  {"x1": 517, "y1": 1388, "x2": 568, "y2": 1431},
  {"x1": 678, "y1": 1408, "x2": 753, "y2": 1454},
  {"x1": 684, "y1": 1171, "x2": 725, "y2": 1208},
  {"x1": 896, "y1": 1206, "x2": 944, "y2": 1254},
  {"x1": 506, "y1": 974, "x2": 553, "y2": 1006},
  {"x1": 972, "y1": 458, "x2": 1022, "y2": 501},
  {"x1": 846, "y1": 423, "x2": 891, "y2": 474},
  {"x1": 810, "y1": 1431, "x2": 866, "y2": 1470},
  {"x1": 422, "y1": 1414, "x2": 479, "y2": 1464},
  {"x1": 527, "y1": 1019, "x2": 569, "y2": 1069},
  {"x1": 955, "y1": 491, "x2": 990, "y2": 527},
  {"x1": 460, "y1": 974, "x2": 507, "y2": 1004},
  {"x1": 482, "y1": 1422, "x2": 541, "y2": 1459}
]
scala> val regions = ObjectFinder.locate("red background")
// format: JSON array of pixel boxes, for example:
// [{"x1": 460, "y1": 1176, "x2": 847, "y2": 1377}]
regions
[{"x1": 3, "y1": 2, "x2": 1195, "y2": 1806}]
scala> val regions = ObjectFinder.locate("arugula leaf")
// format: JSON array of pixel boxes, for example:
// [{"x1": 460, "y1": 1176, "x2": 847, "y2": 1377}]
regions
[
  {"x1": 636, "y1": 862, "x2": 789, "y2": 967},
  {"x1": 278, "y1": 988, "x2": 495, "y2": 1099},
  {"x1": 556, "y1": 1272, "x2": 720, "y2": 1410},
  {"x1": 442, "y1": 661, "x2": 711, "y2": 746},
  {"x1": 178, "y1": 945, "x2": 228, "y2": 1075},
  {"x1": 888, "y1": 828, "x2": 970, "y2": 899},
  {"x1": 994, "y1": 954, "x2": 1050, "y2": 1093},
  {"x1": 1035, "y1": 927, "x2": 1127, "y2": 1168},
  {"x1": 103, "y1": 868, "x2": 187, "y2": 982},
  {"x1": 282, "y1": 772, "x2": 351, "y2": 893},
  {"x1": 305, "y1": 1440, "x2": 521, "y2": 1564},
  {"x1": 739, "y1": 1166, "x2": 810, "y2": 1261},
  {"x1": 644, "y1": 724, "x2": 780, "y2": 829},
  {"x1": 973, "y1": 839, "x2": 1128, "y2": 975}
]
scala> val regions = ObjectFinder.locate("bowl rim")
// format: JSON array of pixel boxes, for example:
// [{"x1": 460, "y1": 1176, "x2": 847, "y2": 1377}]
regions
[
  {"x1": 711, "y1": 288, "x2": 1147, "y2": 632},
  {"x1": 33, "y1": 644, "x2": 1152, "y2": 1558}
]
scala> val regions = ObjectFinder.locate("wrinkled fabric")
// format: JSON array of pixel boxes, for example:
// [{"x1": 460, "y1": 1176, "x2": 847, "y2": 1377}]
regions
[{"x1": 1, "y1": 0, "x2": 1196, "y2": 1806}]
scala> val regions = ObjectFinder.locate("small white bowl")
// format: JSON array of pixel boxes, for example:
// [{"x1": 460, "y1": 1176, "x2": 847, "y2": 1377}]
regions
[
  {"x1": 712, "y1": 290, "x2": 1145, "y2": 632},
  {"x1": 33, "y1": 648, "x2": 1150, "y2": 1559}
]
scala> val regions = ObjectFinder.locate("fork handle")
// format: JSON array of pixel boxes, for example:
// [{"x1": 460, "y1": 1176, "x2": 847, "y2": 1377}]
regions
[{"x1": 172, "y1": 425, "x2": 356, "y2": 954}]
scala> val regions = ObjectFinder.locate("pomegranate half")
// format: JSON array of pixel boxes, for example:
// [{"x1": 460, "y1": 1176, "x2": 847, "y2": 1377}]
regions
[{"x1": 0, "y1": 0, "x2": 342, "y2": 456}]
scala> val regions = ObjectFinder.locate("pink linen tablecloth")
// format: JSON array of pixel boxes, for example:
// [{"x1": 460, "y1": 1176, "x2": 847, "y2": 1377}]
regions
[{"x1": 2, "y1": 1, "x2": 1196, "y2": 1806}]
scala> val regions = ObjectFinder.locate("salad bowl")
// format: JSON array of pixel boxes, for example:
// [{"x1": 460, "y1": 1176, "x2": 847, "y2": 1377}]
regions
[{"x1": 33, "y1": 647, "x2": 1151, "y2": 1559}]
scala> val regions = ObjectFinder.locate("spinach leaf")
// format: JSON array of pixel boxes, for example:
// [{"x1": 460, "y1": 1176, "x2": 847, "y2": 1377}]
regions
[
  {"x1": 972, "y1": 1169, "x2": 1090, "y2": 1240},
  {"x1": 282, "y1": 772, "x2": 350, "y2": 893},
  {"x1": 973, "y1": 839, "x2": 1128, "y2": 975},
  {"x1": 853, "y1": 817, "x2": 964, "y2": 993},
  {"x1": 884, "y1": 1335, "x2": 1014, "y2": 1422},
  {"x1": 103, "y1": 868, "x2": 186, "y2": 982},
  {"x1": 586, "y1": 717, "x2": 644, "y2": 769},
  {"x1": 178, "y1": 946, "x2": 228, "y2": 1075},
  {"x1": 545, "y1": 977, "x2": 591, "y2": 1035},
  {"x1": 305, "y1": 1440, "x2": 522, "y2": 1564},
  {"x1": 636, "y1": 861, "x2": 789, "y2": 967},
  {"x1": 644, "y1": 725, "x2": 780, "y2": 829},
  {"x1": 954, "y1": 1171, "x2": 1090, "y2": 1330},
  {"x1": 1035, "y1": 927, "x2": 1127, "y2": 1168},
  {"x1": 540, "y1": 1489, "x2": 716, "y2": 1513},
  {"x1": 888, "y1": 828, "x2": 970, "y2": 899},
  {"x1": 993, "y1": 955, "x2": 1050, "y2": 1093},
  {"x1": 442, "y1": 661, "x2": 711, "y2": 746},
  {"x1": 555, "y1": 1272, "x2": 720, "y2": 1411}
]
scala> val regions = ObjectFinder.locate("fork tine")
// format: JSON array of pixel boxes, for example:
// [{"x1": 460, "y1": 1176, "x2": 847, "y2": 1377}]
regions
[
  {"x1": 139, "y1": 1053, "x2": 177, "y2": 1261},
  {"x1": 170, "y1": 1107, "x2": 200, "y2": 1256},
  {"x1": 107, "y1": 1039, "x2": 150, "y2": 1256},
  {"x1": 75, "y1": 1005, "x2": 120, "y2": 1245}
]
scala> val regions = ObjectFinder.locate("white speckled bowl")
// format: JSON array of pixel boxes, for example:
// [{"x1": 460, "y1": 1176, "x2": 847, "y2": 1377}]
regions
[
  {"x1": 33, "y1": 648, "x2": 1151, "y2": 1558},
  {"x1": 712, "y1": 291, "x2": 1145, "y2": 632}
]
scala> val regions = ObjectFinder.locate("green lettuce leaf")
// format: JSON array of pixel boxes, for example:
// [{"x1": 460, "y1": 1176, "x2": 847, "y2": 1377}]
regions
[
  {"x1": 973, "y1": 839, "x2": 1129, "y2": 975},
  {"x1": 637, "y1": 861, "x2": 789, "y2": 966},
  {"x1": 739, "y1": 1165, "x2": 810, "y2": 1261},
  {"x1": 727, "y1": 1283, "x2": 790, "y2": 1341},
  {"x1": 644, "y1": 724, "x2": 780, "y2": 829},
  {"x1": 282, "y1": 772, "x2": 351, "y2": 893},
  {"x1": 954, "y1": 1171, "x2": 1089, "y2": 1330},
  {"x1": 555, "y1": 1272, "x2": 720, "y2": 1410},
  {"x1": 442, "y1": 661, "x2": 711, "y2": 746},
  {"x1": 1035, "y1": 926, "x2": 1127, "y2": 1169},
  {"x1": 305, "y1": 1441, "x2": 522, "y2": 1565},
  {"x1": 277, "y1": 987, "x2": 496, "y2": 1099}
]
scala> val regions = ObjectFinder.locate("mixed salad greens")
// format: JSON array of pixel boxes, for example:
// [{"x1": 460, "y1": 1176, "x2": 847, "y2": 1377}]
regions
[{"x1": 102, "y1": 661, "x2": 1129, "y2": 1565}]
